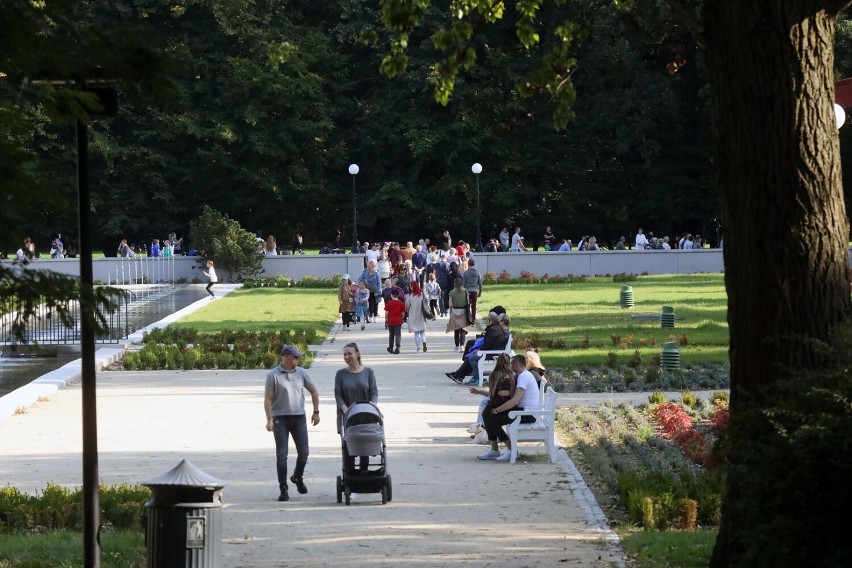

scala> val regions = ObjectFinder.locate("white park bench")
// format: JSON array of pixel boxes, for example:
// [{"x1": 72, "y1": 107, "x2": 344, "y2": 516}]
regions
[
  {"x1": 474, "y1": 334, "x2": 514, "y2": 387},
  {"x1": 506, "y1": 387, "x2": 558, "y2": 464}
]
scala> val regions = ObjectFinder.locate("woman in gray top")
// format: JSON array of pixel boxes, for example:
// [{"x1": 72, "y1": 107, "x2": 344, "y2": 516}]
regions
[{"x1": 334, "y1": 342, "x2": 378, "y2": 470}]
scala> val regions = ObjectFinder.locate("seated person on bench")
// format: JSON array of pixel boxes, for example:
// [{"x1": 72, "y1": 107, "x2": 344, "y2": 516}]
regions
[{"x1": 445, "y1": 311, "x2": 508, "y2": 385}]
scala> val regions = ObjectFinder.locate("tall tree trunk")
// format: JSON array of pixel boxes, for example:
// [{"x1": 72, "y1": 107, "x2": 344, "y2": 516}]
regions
[{"x1": 702, "y1": 1, "x2": 852, "y2": 566}]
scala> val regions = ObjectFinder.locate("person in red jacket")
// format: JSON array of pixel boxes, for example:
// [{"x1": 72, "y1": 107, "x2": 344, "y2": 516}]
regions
[{"x1": 384, "y1": 289, "x2": 406, "y2": 354}]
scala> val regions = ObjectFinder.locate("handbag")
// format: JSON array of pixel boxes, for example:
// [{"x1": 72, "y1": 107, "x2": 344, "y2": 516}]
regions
[{"x1": 420, "y1": 296, "x2": 432, "y2": 320}]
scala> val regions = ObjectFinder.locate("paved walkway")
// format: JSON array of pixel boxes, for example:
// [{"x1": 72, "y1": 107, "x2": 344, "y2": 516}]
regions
[{"x1": 0, "y1": 294, "x2": 626, "y2": 567}]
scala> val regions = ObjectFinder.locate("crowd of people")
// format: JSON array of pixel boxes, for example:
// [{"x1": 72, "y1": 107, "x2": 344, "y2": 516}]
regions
[
  {"x1": 118, "y1": 233, "x2": 185, "y2": 257},
  {"x1": 335, "y1": 238, "x2": 484, "y2": 354},
  {"x1": 15, "y1": 234, "x2": 75, "y2": 259}
]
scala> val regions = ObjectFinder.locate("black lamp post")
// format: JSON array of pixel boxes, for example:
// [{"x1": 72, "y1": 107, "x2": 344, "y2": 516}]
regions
[
  {"x1": 79, "y1": 86, "x2": 117, "y2": 568},
  {"x1": 471, "y1": 163, "x2": 482, "y2": 251},
  {"x1": 349, "y1": 163, "x2": 359, "y2": 253}
]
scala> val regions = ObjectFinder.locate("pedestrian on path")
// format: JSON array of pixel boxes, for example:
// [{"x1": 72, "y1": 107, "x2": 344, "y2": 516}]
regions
[
  {"x1": 334, "y1": 342, "x2": 378, "y2": 471},
  {"x1": 446, "y1": 278, "x2": 469, "y2": 351},
  {"x1": 337, "y1": 275, "x2": 354, "y2": 330},
  {"x1": 354, "y1": 281, "x2": 370, "y2": 330},
  {"x1": 203, "y1": 259, "x2": 218, "y2": 298},
  {"x1": 384, "y1": 289, "x2": 405, "y2": 354},
  {"x1": 264, "y1": 345, "x2": 321, "y2": 502},
  {"x1": 404, "y1": 281, "x2": 428, "y2": 352}
]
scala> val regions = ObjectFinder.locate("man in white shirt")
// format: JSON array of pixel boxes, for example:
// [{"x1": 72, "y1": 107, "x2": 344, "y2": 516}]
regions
[
  {"x1": 634, "y1": 228, "x2": 648, "y2": 251},
  {"x1": 364, "y1": 242, "x2": 380, "y2": 266},
  {"x1": 661, "y1": 236, "x2": 671, "y2": 250},
  {"x1": 498, "y1": 227, "x2": 510, "y2": 251},
  {"x1": 477, "y1": 354, "x2": 540, "y2": 462},
  {"x1": 510, "y1": 227, "x2": 527, "y2": 252}
]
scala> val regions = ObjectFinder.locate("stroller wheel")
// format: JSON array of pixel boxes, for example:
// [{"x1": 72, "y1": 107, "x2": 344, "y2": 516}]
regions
[
  {"x1": 345, "y1": 488, "x2": 351, "y2": 506},
  {"x1": 386, "y1": 474, "x2": 393, "y2": 503},
  {"x1": 336, "y1": 476, "x2": 343, "y2": 504},
  {"x1": 381, "y1": 485, "x2": 388, "y2": 505}
]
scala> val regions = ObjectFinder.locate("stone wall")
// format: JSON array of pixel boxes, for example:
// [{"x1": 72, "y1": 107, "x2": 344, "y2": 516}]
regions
[{"x1": 5, "y1": 247, "x2": 852, "y2": 282}]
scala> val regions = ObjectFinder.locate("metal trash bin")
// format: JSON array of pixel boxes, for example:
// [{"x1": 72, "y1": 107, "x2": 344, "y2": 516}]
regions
[{"x1": 143, "y1": 459, "x2": 226, "y2": 568}]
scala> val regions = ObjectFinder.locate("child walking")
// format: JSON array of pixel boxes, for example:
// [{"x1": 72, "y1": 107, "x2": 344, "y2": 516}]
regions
[
  {"x1": 384, "y1": 289, "x2": 406, "y2": 354},
  {"x1": 354, "y1": 281, "x2": 370, "y2": 330},
  {"x1": 204, "y1": 259, "x2": 218, "y2": 298},
  {"x1": 424, "y1": 272, "x2": 441, "y2": 319}
]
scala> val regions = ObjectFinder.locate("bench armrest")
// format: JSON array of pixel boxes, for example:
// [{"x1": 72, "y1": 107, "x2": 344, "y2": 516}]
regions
[
  {"x1": 507, "y1": 408, "x2": 548, "y2": 422},
  {"x1": 475, "y1": 349, "x2": 509, "y2": 361}
]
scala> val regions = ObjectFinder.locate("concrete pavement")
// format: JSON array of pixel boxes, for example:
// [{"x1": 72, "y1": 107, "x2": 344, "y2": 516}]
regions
[{"x1": 0, "y1": 295, "x2": 626, "y2": 567}]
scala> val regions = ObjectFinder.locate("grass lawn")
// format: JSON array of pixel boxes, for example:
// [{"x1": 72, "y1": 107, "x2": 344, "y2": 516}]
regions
[
  {"x1": 620, "y1": 529, "x2": 719, "y2": 567},
  {"x1": 170, "y1": 275, "x2": 729, "y2": 369},
  {"x1": 173, "y1": 287, "x2": 339, "y2": 337},
  {"x1": 483, "y1": 274, "x2": 728, "y2": 368},
  {"x1": 0, "y1": 530, "x2": 144, "y2": 568}
]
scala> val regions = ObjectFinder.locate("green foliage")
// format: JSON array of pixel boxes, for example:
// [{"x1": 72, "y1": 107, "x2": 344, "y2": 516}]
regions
[
  {"x1": 613, "y1": 273, "x2": 638, "y2": 283},
  {"x1": 618, "y1": 470, "x2": 724, "y2": 530},
  {"x1": 648, "y1": 391, "x2": 667, "y2": 405},
  {"x1": 127, "y1": 325, "x2": 316, "y2": 370},
  {"x1": 680, "y1": 390, "x2": 699, "y2": 409},
  {"x1": 620, "y1": 529, "x2": 718, "y2": 568},
  {"x1": 720, "y1": 326, "x2": 852, "y2": 567},
  {"x1": 189, "y1": 206, "x2": 262, "y2": 280},
  {"x1": 0, "y1": 529, "x2": 145, "y2": 568},
  {"x1": 0, "y1": 484, "x2": 148, "y2": 533},
  {"x1": 558, "y1": 403, "x2": 726, "y2": 531}
]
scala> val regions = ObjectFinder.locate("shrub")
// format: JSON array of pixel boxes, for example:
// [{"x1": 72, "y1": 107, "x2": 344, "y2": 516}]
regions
[
  {"x1": 679, "y1": 334, "x2": 690, "y2": 346},
  {"x1": 188, "y1": 205, "x2": 263, "y2": 280},
  {"x1": 648, "y1": 391, "x2": 667, "y2": 405},
  {"x1": 613, "y1": 273, "x2": 638, "y2": 283},
  {"x1": 628, "y1": 350, "x2": 642, "y2": 368},
  {"x1": 710, "y1": 390, "x2": 729, "y2": 409},
  {"x1": 0, "y1": 484, "x2": 148, "y2": 533},
  {"x1": 645, "y1": 365, "x2": 661, "y2": 383},
  {"x1": 611, "y1": 334, "x2": 621, "y2": 345},
  {"x1": 710, "y1": 407, "x2": 730, "y2": 430},
  {"x1": 653, "y1": 403, "x2": 693, "y2": 437},
  {"x1": 680, "y1": 390, "x2": 699, "y2": 409},
  {"x1": 675, "y1": 498, "x2": 699, "y2": 531},
  {"x1": 606, "y1": 352, "x2": 618, "y2": 367}
]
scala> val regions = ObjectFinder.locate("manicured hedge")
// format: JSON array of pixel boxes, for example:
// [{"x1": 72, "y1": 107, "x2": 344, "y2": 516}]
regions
[{"x1": 0, "y1": 484, "x2": 149, "y2": 533}]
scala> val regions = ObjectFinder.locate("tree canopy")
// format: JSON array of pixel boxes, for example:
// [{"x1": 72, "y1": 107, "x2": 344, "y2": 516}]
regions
[{"x1": 2, "y1": 0, "x2": 719, "y2": 256}]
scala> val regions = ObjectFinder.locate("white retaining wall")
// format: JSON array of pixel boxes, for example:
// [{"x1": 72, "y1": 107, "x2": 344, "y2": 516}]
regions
[{"x1": 5, "y1": 247, "x2": 852, "y2": 281}]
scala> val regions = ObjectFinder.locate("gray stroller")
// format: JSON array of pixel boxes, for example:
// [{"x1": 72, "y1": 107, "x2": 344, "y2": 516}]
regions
[{"x1": 336, "y1": 401, "x2": 392, "y2": 505}]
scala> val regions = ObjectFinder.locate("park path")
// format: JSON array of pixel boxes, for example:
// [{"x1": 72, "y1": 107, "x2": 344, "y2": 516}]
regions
[{"x1": 0, "y1": 291, "x2": 625, "y2": 567}]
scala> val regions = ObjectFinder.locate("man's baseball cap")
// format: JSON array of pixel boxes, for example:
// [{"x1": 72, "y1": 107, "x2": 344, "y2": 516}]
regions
[{"x1": 280, "y1": 345, "x2": 303, "y2": 358}]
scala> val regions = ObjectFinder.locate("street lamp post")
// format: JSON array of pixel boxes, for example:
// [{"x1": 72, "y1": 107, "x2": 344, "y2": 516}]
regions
[
  {"x1": 348, "y1": 164, "x2": 359, "y2": 253},
  {"x1": 471, "y1": 163, "x2": 482, "y2": 251}
]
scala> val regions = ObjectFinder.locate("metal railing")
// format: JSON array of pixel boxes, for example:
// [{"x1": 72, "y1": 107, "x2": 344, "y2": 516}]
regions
[
  {"x1": 106, "y1": 254, "x2": 176, "y2": 287},
  {"x1": 0, "y1": 292, "x2": 131, "y2": 345}
]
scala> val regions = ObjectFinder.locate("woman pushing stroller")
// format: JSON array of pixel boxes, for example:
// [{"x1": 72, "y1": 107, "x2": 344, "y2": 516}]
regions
[{"x1": 334, "y1": 342, "x2": 378, "y2": 470}]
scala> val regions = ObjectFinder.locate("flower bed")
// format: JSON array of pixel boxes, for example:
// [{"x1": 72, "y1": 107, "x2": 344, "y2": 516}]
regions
[
  {"x1": 120, "y1": 326, "x2": 316, "y2": 370},
  {"x1": 557, "y1": 394, "x2": 728, "y2": 531}
]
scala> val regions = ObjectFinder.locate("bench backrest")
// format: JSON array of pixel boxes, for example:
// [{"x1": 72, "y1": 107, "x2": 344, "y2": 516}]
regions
[{"x1": 539, "y1": 376, "x2": 549, "y2": 404}]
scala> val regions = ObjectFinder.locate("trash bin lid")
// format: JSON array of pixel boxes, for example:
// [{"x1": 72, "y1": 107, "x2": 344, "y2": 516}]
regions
[{"x1": 143, "y1": 459, "x2": 226, "y2": 489}]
